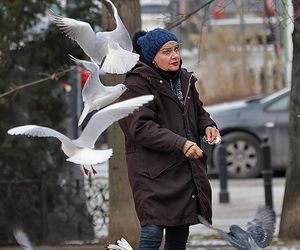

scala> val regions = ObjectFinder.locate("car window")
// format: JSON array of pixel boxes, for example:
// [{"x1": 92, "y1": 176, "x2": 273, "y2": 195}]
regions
[
  {"x1": 260, "y1": 87, "x2": 290, "y2": 104},
  {"x1": 265, "y1": 94, "x2": 290, "y2": 112}
]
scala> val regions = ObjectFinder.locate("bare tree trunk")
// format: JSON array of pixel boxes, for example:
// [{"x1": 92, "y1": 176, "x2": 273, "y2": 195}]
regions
[
  {"x1": 101, "y1": 0, "x2": 141, "y2": 247},
  {"x1": 279, "y1": 1, "x2": 300, "y2": 240}
]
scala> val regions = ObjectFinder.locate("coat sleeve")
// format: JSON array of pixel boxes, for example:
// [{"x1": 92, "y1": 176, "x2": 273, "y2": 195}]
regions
[{"x1": 119, "y1": 77, "x2": 187, "y2": 153}]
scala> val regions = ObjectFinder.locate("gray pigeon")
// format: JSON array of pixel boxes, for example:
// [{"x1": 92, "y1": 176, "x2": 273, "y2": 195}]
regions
[{"x1": 198, "y1": 206, "x2": 276, "y2": 250}]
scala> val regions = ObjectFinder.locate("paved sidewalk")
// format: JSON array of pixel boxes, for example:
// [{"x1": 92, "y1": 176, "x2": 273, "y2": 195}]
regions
[
  {"x1": 1, "y1": 177, "x2": 293, "y2": 250},
  {"x1": 187, "y1": 177, "x2": 296, "y2": 249},
  {"x1": 190, "y1": 177, "x2": 285, "y2": 236}
]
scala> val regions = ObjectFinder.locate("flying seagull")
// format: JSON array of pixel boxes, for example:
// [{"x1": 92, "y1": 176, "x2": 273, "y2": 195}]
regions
[
  {"x1": 107, "y1": 237, "x2": 133, "y2": 250},
  {"x1": 69, "y1": 55, "x2": 127, "y2": 126},
  {"x1": 8, "y1": 95, "x2": 153, "y2": 175},
  {"x1": 14, "y1": 228, "x2": 35, "y2": 250},
  {"x1": 198, "y1": 206, "x2": 276, "y2": 250},
  {"x1": 50, "y1": 0, "x2": 139, "y2": 74}
]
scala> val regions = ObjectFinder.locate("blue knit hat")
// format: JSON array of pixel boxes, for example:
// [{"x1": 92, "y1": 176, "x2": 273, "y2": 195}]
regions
[{"x1": 137, "y1": 28, "x2": 178, "y2": 63}]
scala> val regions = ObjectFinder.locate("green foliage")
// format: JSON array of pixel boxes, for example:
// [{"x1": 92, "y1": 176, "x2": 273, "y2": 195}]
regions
[{"x1": 0, "y1": 0, "x2": 101, "y2": 243}]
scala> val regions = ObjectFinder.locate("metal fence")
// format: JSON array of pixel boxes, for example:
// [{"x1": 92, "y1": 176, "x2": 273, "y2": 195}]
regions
[{"x1": 0, "y1": 169, "x2": 109, "y2": 245}]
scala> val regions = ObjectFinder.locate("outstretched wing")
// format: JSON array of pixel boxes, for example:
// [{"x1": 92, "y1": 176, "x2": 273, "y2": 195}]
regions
[
  {"x1": 14, "y1": 228, "x2": 35, "y2": 250},
  {"x1": 107, "y1": 237, "x2": 133, "y2": 250},
  {"x1": 74, "y1": 95, "x2": 154, "y2": 148},
  {"x1": 246, "y1": 206, "x2": 276, "y2": 248},
  {"x1": 102, "y1": 0, "x2": 132, "y2": 51},
  {"x1": 50, "y1": 11, "x2": 97, "y2": 59},
  {"x1": 8, "y1": 125, "x2": 73, "y2": 146},
  {"x1": 198, "y1": 215, "x2": 250, "y2": 250}
]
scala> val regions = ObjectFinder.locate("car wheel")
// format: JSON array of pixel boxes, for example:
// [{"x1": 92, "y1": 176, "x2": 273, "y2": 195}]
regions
[{"x1": 213, "y1": 132, "x2": 262, "y2": 178}]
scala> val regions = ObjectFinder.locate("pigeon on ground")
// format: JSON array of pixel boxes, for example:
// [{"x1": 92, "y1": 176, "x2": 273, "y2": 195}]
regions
[
  {"x1": 198, "y1": 206, "x2": 276, "y2": 250},
  {"x1": 107, "y1": 237, "x2": 133, "y2": 250},
  {"x1": 13, "y1": 228, "x2": 35, "y2": 250},
  {"x1": 69, "y1": 55, "x2": 127, "y2": 126},
  {"x1": 8, "y1": 95, "x2": 153, "y2": 175},
  {"x1": 50, "y1": 0, "x2": 139, "y2": 74}
]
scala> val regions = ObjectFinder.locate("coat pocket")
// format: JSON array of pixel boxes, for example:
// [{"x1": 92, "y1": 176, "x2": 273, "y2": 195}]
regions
[{"x1": 142, "y1": 149, "x2": 177, "y2": 179}]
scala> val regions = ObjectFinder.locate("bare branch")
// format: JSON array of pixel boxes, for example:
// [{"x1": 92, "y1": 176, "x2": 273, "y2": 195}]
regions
[
  {"x1": 0, "y1": 67, "x2": 76, "y2": 99},
  {"x1": 165, "y1": 0, "x2": 216, "y2": 30}
]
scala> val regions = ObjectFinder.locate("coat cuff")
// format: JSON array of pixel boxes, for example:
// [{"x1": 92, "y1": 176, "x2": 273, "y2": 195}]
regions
[{"x1": 174, "y1": 136, "x2": 187, "y2": 153}]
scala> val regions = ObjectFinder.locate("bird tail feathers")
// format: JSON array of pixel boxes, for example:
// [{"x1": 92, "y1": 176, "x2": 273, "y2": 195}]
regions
[
  {"x1": 106, "y1": 237, "x2": 133, "y2": 250},
  {"x1": 67, "y1": 148, "x2": 113, "y2": 165},
  {"x1": 101, "y1": 43, "x2": 139, "y2": 74}
]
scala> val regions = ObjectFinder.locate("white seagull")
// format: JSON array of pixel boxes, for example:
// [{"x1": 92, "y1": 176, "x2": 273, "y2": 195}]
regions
[
  {"x1": 107, "y1": 237, "x2": 133, "y2": 250},
  {"x1": 50, "y1": 0, "x2": 139, "y2": 74},
  {"x1": 69, "y1": 55, "x2": 127, "y2": 126},
  {"x1": 8, "y1": 95, "x2": 153, "y2": 175},
  {"x1": 14, "y1": 228, "x2": 35, "y2": 250}
]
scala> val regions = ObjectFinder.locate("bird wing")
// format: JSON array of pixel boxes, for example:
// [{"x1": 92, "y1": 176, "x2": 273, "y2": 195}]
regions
[
  {"x1": 74, "y1": 95, "x2": 154, "y2": 148},
  {"x1": 198, "y1": 215, "x2": 250, "y2": 250},
  {"x1": 8, "y1": 125, "x2": 73, "y2": 147},
  {"x1": 246, "y1": 206, "x2": 276, "y2": 248},
  {"x1": 78, "y1": 84, "x2": 127, "y2": 126},
  {"x1": 107, "y1": 237, "x2": 133, "y2": 250},
  {"x1": 102, "y1": 0, "x2": 133, "y2": 51},
  {"x1": 69, "y1": 55, "x2": 107, "y2": 102},
  {"x1": 13, "y1": 228, "x2": 35, "y2": 250},
  {"x1": 50, "y1": 12, "x2": 99, "y2": 60},
  {"x1": 78, "y1": 104, "x2": 91, "y2": 127},
  {"x1": 69, "y1": 54, "x2": 100, "y2": 75}
]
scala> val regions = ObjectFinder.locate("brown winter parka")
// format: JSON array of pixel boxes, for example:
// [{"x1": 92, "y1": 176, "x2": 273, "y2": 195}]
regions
[{"x1": 119, "y1": 62, "x2": 216, "y2": 227}]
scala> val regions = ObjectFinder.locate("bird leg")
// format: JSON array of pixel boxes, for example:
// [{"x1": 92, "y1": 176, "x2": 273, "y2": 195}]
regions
[
  {"x1": 83, "y1": 166, "x2": 90, "y2": 176},
  {"x1": 91, "y1": 165, "x2": 97, "y2": 175}
]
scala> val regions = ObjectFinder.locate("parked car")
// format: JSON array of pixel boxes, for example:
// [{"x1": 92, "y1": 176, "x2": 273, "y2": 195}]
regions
[{"x1": 203, "y1": 87, "x2": 290, "y2": 178}]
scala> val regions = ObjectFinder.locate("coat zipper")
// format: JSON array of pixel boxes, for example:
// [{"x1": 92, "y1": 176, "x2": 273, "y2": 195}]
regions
[{"x1": 183, "y1": 74, "x2": 192, "y2": 106}]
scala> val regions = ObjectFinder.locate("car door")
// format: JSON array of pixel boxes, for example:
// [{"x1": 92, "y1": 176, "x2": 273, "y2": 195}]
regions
[{"x1": 263, "y1": 93, "x2": 290, "y2": 168}]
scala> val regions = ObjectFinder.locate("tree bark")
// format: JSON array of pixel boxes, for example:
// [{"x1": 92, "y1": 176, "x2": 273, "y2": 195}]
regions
[
  {"x1": 278, "y1": 1, "x2": 300, "y2": 239},
  {"x1": 101, "y1": 0, "x2": 141, "y2": 247}
]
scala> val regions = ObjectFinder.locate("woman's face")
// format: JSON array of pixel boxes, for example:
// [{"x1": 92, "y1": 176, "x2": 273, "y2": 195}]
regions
[{"x1": 152, "y1": 41, "x2": 181, "y2": 72}]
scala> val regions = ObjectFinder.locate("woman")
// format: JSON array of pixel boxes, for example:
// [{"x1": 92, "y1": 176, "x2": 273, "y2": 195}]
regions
[{"x1": 118, "y1": 28, "x2": 220, "y2": 250}]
